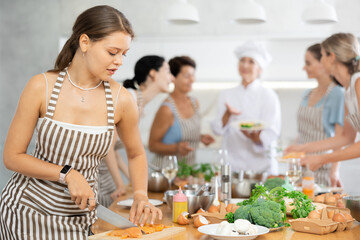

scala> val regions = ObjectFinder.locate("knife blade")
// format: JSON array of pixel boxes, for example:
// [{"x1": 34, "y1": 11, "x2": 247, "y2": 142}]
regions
[
  {"x1": 64, "y1": 188, "x2": 138, "y2": 229},
  {"x1": 96, "y1": 204, "x2": 137, "y2": 229}
]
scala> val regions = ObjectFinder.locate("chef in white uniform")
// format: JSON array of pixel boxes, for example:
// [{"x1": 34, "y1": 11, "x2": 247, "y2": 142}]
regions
[{"x1": 211, "y1": 41, "x2": 281, "y2": 175}]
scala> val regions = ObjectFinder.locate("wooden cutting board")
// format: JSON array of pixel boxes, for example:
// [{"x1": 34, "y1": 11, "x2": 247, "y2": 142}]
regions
[{"x1": 89, "y1": 226, "x2": 186, "y2": 240}]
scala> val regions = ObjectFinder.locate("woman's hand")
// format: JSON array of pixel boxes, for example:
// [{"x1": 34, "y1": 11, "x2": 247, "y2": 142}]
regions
[
  {"x1": 284, "y1": 144, "x2": 305, "y2": 155},
  {"x1": 129, "y1": 193, "x2": 163, "y2": 226},
  {"x1": 66, "y1": 169, "x2": 96, "y2": 211},
  {"x1": 241, "y1": 130, "x2": 262, "y2": 144},
  {"x1": 111, "y1": 186, "x2": 127, "y2": 200},
  {"x1": 201, "y1": 134, "x2": 215, "y2": 146},
  {"x1": 177, "y1": 141, "x2": 194, "y2": 156},
  {"x1": 330, "y1": 169, "x2": 343, "y2": 187},
  {"x1": 225, "y1": 103, "x2": 241, "y2": 115},
  {"x1": 222, "y1": 103, "x2": 241, "y2": 127},
  {"x1": 300, "y1": 155, "x2": 326, "y2": 171}
]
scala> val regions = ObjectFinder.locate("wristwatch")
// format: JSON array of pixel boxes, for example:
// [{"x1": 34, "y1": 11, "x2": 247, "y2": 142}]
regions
[{"x1": 59, "y1": 165, "x2": 72, "y2": 184}]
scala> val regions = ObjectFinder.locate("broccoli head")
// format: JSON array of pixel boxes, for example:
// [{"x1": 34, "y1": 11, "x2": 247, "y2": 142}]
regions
[
  {"x1": 249, "y1": 199, "x2": 283, "y2": 228},
  {"x1": 264, "y1": 177, "x2": 285, "y2": 190},
  {"x1": 234, "y1": 204, "x2": 252, "y2": 222}
]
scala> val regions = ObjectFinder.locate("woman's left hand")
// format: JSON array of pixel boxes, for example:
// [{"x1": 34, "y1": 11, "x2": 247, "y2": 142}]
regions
[
  {"x1": 201, "y1": 134, "x2": 215, "y2": 146},
  {"x1": 110, "y1": 186, "x2": 127, "y2": 200},
  {"x1": 129, "y1": 193, "x2": 163, "y2": 226},
  {"x1": 300, "y1": 154, "x2": 325, "y2": 171},
  {"x1": 241, "y1": 130, "x2": 262, "y2": 144},
  {"x1": 330, "y1": 170, "x2": 343, "y2": 187}
]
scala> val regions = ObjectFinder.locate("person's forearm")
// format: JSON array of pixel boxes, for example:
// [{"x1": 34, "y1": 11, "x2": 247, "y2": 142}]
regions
[
  {"x1": 302, "y1": 135, "x2": 351, "y2": 153},
  {"x1": 222, "y1": 111, "x2": 230, "y2": 127},
  {"x1": 323, "y1": 141, "x2": 360, "y2": 164},
  {"x1": 4, "y1": 152, "x2": 65, "y2": 182},
  {"x1": 148, "y1": 142, "x2": 178, "y2": 155},
  {"x1": 128, "y1": 152, "x2": 148, "y2": 196},
  {"x1": 115, "y1": 151, "x2": 130, "y2": 179},
  {"x1": 104, "y1": 154, "x2": 124, "y2": 189}
]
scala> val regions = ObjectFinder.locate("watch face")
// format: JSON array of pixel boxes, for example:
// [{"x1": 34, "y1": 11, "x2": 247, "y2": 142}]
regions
[{"x1": 60, "y1": 165, "x2": 71, "y2": 174}]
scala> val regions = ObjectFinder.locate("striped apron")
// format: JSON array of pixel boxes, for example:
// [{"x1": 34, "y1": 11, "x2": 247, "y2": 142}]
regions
[
  {"x1": 297, "y1": 84, "x2": 334, "y2": 186},
  {"x1": 152, "y1": 96, "x2": 201, "y2": 168},
  {"x1": 345, "y1": 72, "x2": 360, "y2": 132},
  {"x1": 0, "y1": 70, "x2": 114, "y2": 239}
]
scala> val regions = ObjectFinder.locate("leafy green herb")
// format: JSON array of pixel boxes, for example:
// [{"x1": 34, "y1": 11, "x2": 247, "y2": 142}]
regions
[
  {"x1": 176, "y1": 160, "x2": 215, "y2": 182},
  {"x1": 286, "y1": 190, "x2": 315, "y2": 219},
  {"x1": 225, "y1": 212, "x2": 234, "y2": 223},
  {"x1": 195, "y1": 163, "x2": 215, "y2": 182},
  {"x1": 176, "y1": 159, "x2": 194, "y2": 178}
]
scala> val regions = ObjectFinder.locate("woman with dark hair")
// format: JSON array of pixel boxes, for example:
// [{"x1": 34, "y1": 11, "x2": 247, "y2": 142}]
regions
[
  {"x1": 0, "y1": 5, "x2": 161, "y2": 239},
  {"x1": 98, "y1": 55, "x2": 173, "y2": 206},
  {"x1": 148, "y1": 56, "x2": 214, "y2": 167},
  {"x1": 290, "y1": 44, "x2": 344, "y2": 187},
  {"x1": 286, "y1": 33, "x2": 360, "y2": 172}
]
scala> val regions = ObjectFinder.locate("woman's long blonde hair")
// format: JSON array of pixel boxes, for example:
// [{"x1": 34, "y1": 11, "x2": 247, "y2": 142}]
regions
[{"x1": 321, "y1": 33, "x2": 360, "y2": 75}]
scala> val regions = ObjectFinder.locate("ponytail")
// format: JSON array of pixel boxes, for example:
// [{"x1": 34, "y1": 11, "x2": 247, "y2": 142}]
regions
[
  {"x1": 123, "y1": 55, "x2": 165, "y2": 89},
  {"x1": 49, "y1": 35, "x2": 78, "y2": 72},
  {"x1": 123, "y1": 78, "x2": 137, "y2": 89}
]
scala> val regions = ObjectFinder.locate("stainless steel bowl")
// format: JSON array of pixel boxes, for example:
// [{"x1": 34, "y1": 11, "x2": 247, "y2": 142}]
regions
[
  {"x1": 343, "y1": 195, "x2": 360, "y2": 221},
  {"x1": 199, "y1": 191, "x2": 215, "y2": 211},
  {"x1": 164, "y1": 190, "x2": 215, "y2": 214},
  {"x1": 231, "y1": 180, "x2": 255, "y2": 198},
  {"x1": 231, "y1": 170, "x2": 265, "y2": 198},
  {"x1": 184, "y1": 184, "x2": 201, "y2": 191},
  {"x1": 148, "y1": 171, "x2": 169, "y2": 192}
]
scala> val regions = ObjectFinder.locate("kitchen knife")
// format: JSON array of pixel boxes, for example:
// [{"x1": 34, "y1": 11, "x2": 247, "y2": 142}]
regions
[{"x1": 64, "y1": 188, "x2": 138, "y2": 229}]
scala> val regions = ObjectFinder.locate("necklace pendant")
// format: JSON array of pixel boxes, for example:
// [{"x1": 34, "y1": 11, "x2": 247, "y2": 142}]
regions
[{"x1": 81, "y1": 96, "x2": 85, "y2": 102}]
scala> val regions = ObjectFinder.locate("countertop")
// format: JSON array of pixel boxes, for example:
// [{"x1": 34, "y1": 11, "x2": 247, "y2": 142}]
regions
[{"x1": 91, "y1": 190, "x2": 360, "y2": 240}]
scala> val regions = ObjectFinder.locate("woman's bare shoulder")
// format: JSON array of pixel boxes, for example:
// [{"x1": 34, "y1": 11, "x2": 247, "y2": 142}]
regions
[{"x1": 25, "y1": 73, "x2": 53, "y2": 93}]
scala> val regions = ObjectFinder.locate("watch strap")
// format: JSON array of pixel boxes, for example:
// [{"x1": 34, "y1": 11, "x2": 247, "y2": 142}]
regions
[{"x1": 59, "y1": 165, "x2": 72, "y2": 184}]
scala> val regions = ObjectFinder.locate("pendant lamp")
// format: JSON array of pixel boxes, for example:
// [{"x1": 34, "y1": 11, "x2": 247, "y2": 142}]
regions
[
  {"x1": 302, "y1": 0, "x2": 338, "y2": 24},
  {"x1": 167, "y1": 0, "x2": 200, "y2": 24},
  {"x1": 233, "y1": 0, "x2": 267, "y2": 24}
]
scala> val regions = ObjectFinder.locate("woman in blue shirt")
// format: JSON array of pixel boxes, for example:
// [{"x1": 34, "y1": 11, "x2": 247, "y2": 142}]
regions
[
  {"x1": 294, "y1": 44, "x2": 344, "y2": 187},
  {"x1": 148, "y1": 56, "x2": 214, "y2": 167}
]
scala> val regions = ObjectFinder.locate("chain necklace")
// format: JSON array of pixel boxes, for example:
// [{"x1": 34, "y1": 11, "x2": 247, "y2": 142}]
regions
[{"x1": 66, "y1": 70, "x2": 103, "y2": 102}]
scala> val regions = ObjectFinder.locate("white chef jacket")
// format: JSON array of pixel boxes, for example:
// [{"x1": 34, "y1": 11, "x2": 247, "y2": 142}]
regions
[{"x1": 211, "y1": 80, "x2": 281, "y2": 175}]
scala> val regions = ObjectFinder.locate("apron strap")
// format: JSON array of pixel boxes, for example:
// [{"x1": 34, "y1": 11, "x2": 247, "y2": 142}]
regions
[
  {"x1": 44, "y1": 70, "x2": 66, "y2": 119},
  {"x1": 103, "y1": 81, "x2": 115, "y2": 130}
]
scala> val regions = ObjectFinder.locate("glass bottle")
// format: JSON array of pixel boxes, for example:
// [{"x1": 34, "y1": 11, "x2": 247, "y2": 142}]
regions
[{"x1": 302, "y1": 165, "x2": 314, "y2": 199}]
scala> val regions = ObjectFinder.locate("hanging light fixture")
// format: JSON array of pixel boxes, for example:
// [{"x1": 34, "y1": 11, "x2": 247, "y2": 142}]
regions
[
  {"x1": 233, "y1": 0, "x2": 267, "y2": 24},
  {"x1": 302, "y1": 0, "x2": 338, "y2": 24},
  {"x1": 167, "y1": 0, "x2": 200, "y2": 24}
]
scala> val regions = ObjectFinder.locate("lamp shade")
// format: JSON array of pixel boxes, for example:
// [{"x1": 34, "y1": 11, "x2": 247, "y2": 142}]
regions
[
  {"x1": 302, "y1": 0, "x2": 338, "y2": 24},
  {"x1": 233, "y1": 0, "x2": 267, "y2": 24},
  {"x1": 167, "y1": 0, "x2": 199, "y2": 24}
]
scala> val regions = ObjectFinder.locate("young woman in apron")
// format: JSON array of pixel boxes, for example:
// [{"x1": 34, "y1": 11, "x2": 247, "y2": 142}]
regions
[
  {"x1": 0, "y1": 6, "x2": 161, "y2": 239},
  {"x1": 296, "y1": 44, "x2": 344, "y2": 187},
  {"x1": 149, "y1": 56, "x2": 215, "y2": 168},
  {"x1": 98, "y1": 56, "x2": 173, "y2": 207},
  {"x1": 286, "y1": 33, "x2": 360, "y2": 172}
]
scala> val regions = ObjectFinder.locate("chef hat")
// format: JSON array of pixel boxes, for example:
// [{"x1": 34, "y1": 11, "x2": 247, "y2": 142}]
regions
[{"x1": 234, "y1": 41, "x2": 272, "y2": 69}]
